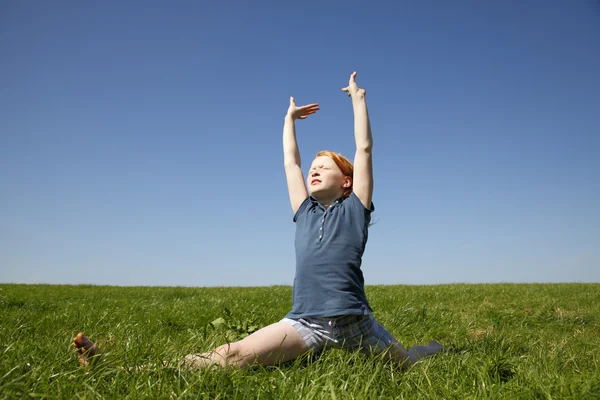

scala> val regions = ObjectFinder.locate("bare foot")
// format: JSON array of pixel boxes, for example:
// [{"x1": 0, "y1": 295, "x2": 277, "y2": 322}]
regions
[
  {"x1": 428, "y1": 340, "x2": 445, "y2": 353},
  {"x1": 183, "y1": 353, "x2": 216, "y2": 369},
  {"x1": 73, "y1": 332, "x2": 101, "y2": 366}
]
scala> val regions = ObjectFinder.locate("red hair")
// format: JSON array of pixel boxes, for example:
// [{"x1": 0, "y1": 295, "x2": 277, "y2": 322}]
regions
[{"x1": 315, "y1": 151, "x2": 354, "y2": 197}]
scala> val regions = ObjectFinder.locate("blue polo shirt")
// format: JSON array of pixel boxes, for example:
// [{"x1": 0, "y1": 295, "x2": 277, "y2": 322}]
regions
[{"x1": 286, "y1": 192, "x2": 375, "y2": 319}]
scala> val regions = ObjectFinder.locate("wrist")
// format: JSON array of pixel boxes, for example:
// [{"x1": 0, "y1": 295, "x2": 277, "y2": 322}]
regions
[
  {"x1": 352, "y1": 92, "x2": 366, "y2": 100},
  {"x1": 351, "y1": 95, "x2": 366, "y2": 107},
  {"x1": 351, "y1": 88, "x2": 366, "y2": 101},
  {"x1": 284, "y1": 114, "x2": 295, "y2": 122}
]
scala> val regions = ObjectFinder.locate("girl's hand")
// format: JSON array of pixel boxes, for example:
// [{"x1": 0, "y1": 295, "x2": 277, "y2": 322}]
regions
[
  {"x1": 341, "y1": 71, "x2": 366, "y2": 98},
  {"x1": 286, "y1": 97, "x2": 319, "y2": 120}
]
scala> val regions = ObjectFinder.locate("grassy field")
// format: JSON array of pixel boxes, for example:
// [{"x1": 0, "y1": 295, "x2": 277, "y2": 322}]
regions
[{"x1": 0, "y1": 283, "x2": 598, "y2": 399}]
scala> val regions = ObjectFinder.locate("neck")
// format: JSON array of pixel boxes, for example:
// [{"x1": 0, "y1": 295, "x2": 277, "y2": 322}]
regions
[{"x1": 312, "y1": 193, "x2": 343, "y2": 208}]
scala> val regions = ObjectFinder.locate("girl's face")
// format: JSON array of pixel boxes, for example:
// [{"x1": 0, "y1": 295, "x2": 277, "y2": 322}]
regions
[{"x1": 307, "y1": 156, "x2": 351, "y2": 198}]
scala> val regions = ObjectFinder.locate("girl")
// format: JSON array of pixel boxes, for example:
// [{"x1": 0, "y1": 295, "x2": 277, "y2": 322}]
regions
[{"x1": 74, "y1": 72, "x2": 443, "y2": 369}]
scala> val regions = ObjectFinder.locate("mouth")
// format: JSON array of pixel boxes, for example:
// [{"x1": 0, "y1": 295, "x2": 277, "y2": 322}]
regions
[{"x1": 310, "y1": 179, "x2": 321, "y2": 185}]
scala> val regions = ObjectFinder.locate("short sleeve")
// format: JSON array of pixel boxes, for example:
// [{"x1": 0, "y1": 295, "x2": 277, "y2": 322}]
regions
[
  {"x1": 293, "y1": 196, "x2": 312, "y2": 223},
  {"x1": 348, "y1": 192, "x2": 375, "y2": 215}
]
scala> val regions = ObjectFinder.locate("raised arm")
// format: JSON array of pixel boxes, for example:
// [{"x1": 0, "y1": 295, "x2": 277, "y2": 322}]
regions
[
  {"x1": 283, "y1": 97, "x2": 319, "y2": 213},
  {"x1": 342, "y1": 72, "x2": 373, "y2": 209}
]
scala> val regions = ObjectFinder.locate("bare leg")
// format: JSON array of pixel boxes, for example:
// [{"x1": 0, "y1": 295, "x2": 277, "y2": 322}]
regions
[
  {"x1": 73, "y1": 322, "x2": 308, "y2": 370},
  {"x1": 184, "y1": 321, "x2": 309, "y2": 368},
  {"x1": 73, "y1": 332, "x2": 101, "y2": 366},
  {"x1": 376, "y1": 341, "x2": 411, "y2": 369}
]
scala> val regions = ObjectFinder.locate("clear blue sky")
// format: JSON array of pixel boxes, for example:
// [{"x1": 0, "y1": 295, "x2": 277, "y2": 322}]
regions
[{"x1": 1, "y1": 1, "x2": 599, "y2": 286}]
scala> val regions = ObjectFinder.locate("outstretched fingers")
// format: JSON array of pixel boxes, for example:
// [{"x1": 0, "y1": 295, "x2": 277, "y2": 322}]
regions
[
  {"x1": 298, "y1": 103, "x2": 319, "y2": 119},
  {"x1": 288, "y1": 96, "x2": 319, "y2": 121},
  {"x1": 301, "y1": 104, "x2": 319, "y2": 112},
  {"x1": 290, "y1": 96, "x2": 318, "y2": 109},
  {"x1": 341, "y1": 71, "x2": 364, "y2": 97}
]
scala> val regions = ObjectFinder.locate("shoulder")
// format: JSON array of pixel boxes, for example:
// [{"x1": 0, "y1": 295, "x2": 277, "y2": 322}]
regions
[
  {"x1": 293, "y1": 196, "x2": 316, "y2": 222},
  {"x1": 344, "y1": 192, "x2": 375, "y2": 215}
]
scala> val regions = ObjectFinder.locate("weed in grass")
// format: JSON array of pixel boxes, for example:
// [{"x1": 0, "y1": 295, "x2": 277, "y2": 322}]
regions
[{"x1": 0, "y1": 283, "x2": 598, "y2": 399}]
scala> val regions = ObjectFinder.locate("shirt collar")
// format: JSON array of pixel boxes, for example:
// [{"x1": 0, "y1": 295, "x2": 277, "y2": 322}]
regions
[{"x1": 309, "y1": 195, "x2": 347, "y2": 208}]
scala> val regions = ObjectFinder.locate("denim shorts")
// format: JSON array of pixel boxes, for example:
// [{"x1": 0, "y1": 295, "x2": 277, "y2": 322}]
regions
[{"x1": 280, "y1": 313, "x2": 398, "y2": 355}]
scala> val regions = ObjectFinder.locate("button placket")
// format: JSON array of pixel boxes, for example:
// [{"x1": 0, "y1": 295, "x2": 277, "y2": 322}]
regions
[
  {"x1": 318, "y1": 212, "x2": 327, "y2": 241},
  {"x1": 317, "y1": 202, "x2": 337, "y2": 242}
]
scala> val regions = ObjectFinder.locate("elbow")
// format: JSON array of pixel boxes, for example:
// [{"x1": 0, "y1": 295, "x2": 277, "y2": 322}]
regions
[
  {"x1": 356, "y1": 142, "x2": 373, "y2": 153},
  {"x1": 284, "y1": 159, "x2": 300, "y2": 169}
]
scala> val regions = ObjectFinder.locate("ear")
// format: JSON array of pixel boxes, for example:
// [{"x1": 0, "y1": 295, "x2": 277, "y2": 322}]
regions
[{"x1": 343, "y1": 176, "x2": 352, "y2": 188}]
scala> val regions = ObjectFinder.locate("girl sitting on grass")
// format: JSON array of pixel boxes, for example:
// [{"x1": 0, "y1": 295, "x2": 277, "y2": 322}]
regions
[{"x1": 74, "y1": 72, "x2": 443, "y2": 369}]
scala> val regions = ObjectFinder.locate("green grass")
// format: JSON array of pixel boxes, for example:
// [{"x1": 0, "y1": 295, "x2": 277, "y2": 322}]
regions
[{"x1": 1, "y1": 283, "x2": 599, "y2": 399}]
